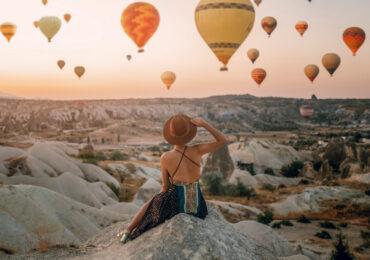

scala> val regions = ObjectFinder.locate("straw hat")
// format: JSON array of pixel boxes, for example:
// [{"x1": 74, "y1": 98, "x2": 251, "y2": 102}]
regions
[{"x1": 163, "y1": 114, "x2": 197, "y2": 145}]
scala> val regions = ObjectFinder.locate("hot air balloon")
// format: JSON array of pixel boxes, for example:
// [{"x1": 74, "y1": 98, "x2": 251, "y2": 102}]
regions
[
  {"x1": 121, "y1": 2, "x2": 160, "y2": 53},
  {"x1": 38, "y1": 16, "x2": 62, "y2": 42},
  {"x1": 261, "y1": 16, "x2": 277, "y2": 37},
  {"x1": 251, "y1": 68, "x2": 266, "y2": 86},
  {"x1": 64, "y1": 14, "x2": 72, "y2": 23},
  {"x1": 247, "y1": 48, "x2": 259, "y2": 64},
  {"x1": 161, "y1": 71, "x2": 176, "y2": 90},
  {"x1": 322, "y1": 53, "x2": 341, "y2": 77},
  {"x1": 299, "y1": 105, "x2": 314, "y2": 119},
  {"x1": 126, "y1": 55, "x2": 132, "y2": 61},
  {"x1": 33, "y1": 21, "x2": 39, "y2": 28},
  {"x1": 195, "y1": 0, "x2": 256, "y2": 71},
  {"x1": 57, "y1": 60, "x2": 65, "y2": 70},
  {"x1": 254, "y1": 0, "x2": 262, "y2": 6},
  {"x1": 74, "y1": 66, "x2": 85, "y2": 79},
  {"x1": 0, "y1": 22, "x2": 17, "y2": 42},
  {"x1": 295, "y1": 21, "x2": 308, "y2": 37},
  {"x1": 42, "y1": 0, "x2": 48, "y2": 5},
  {"x1": 343, "y1": 27, "x2": 366, "y2": 56},
  {"x1": 304, "y1": 64, "x2": 319, "y2": 83}
]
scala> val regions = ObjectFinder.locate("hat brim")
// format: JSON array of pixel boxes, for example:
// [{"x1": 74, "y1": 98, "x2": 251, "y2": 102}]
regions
[{"x1": 163, "y1": 115, "x2": 197, "y2": 146}]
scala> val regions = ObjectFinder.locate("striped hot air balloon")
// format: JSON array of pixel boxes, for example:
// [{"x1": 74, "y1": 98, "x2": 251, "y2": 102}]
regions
[
  {"x1": 343, "y1": 27, "x2": 366, "y2": 56},
  {"x1": 121, "y1": 2, "x2": 160, "y2": 53},
  {"x1": 251, "y1": 68, "x2": 266, "y2": 86},
  {"x1": 195, "y1": 0, "x2": 256, "y2": 71},
  {"x1": 0, "y1": 22, "x2": 17, "y2": 42},
  {"x1": 161, "y1": 71, "x2": 176, "y2": 90}
]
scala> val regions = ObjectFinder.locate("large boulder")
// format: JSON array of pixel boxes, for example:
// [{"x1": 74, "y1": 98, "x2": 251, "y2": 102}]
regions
[
  {"x1": 0, "y1": 185, "x2": 128, "y2": 254},
  {"x1": 101, "y1": 202, "x2": 140, "y2": 216},
  {"x1": 79, "y1": 163, "x2": 120, "y2": 189},
  {"x1": 209, "y1": 200, "x2": 262, "y2": 222},
  {"x1": 269, "y1": 186, "x2": 369, "y2": 216},
  {"x1": 202, "y1": 144, "x2": 234, "y2": 181},
  {"x1": 79, "y1": 206, "x2": 277, "y2": 260},
  {"x1": 234, "y1": 220, "x2": 295, "y2": 257},
  {"x1": 133, "y1": 178, "x2": 161, "y2": 205}
]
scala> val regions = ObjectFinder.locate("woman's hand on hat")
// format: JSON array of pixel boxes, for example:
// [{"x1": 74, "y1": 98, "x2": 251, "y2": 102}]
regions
[{"x1": 191, "y1": 117, "x2": 207, "y2": 127}]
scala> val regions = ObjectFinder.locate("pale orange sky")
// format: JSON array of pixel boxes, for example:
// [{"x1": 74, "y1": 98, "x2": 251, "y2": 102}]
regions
[{"x1": 0, "y1": 0, "x2": 369, "y2": 99}]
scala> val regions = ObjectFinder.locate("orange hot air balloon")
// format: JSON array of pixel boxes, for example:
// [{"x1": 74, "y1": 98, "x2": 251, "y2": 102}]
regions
[
  {"x1": 251, "y1": 68, "x2": 266, "y2": 86},
  {"x1": 121, "y1": 2, "x2": 160, "y2": 53},
  {"x1": 295, "y1": 21, "x2": 308, "y2": 37},
  {"x1": 299, "y1": 105, "x2": 314, "y2": 119},
  {"x1": 254, "y1": 0, "x2": 262, "y2": 6},
  {"x1": 57, "y1": 60, "x2": 65, "y2": 70},
  {"x1": 261, "y1": 17, "x2": 277, "y2": 37},
  {"x1": 74, "y1": 66, "x2": 85, "y2": 79},
  {"x1": 343, "y1": 27, "x2": 366, "y2": 56},
  {"x1": 161, "y1": 71, "x2": 176, "y2": 90},
  {"x1": 42, "y1": 0, "x2": 48, "y2": 5},
  {"x1": 304, "y1": 64, "x2": 319, "y2": 83},
  {"x1": 322, "y1": 53, "x2": 341, "y2": 77},
  {"x1": 247, "y1": 48, "x2": 259, "y2": 64},
  {"x1": 34, "y1": 21, "x2": 39, "y2": 28},
  {"x1": 64, "y1": 14, "x2": 72, "y2": 23},
  {"x1": 0, "y1": 22, "x2": 17, "y2": 42}
]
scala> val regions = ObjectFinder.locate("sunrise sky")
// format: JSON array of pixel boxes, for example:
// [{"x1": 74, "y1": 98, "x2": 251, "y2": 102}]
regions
[{"x1": 0, "y1": 0, "x2": 369, "y2": 100}]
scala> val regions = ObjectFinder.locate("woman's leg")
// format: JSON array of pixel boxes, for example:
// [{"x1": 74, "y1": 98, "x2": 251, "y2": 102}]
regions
[{"x1": 126, "y1": 199, "x2": 152, "y2": 233}]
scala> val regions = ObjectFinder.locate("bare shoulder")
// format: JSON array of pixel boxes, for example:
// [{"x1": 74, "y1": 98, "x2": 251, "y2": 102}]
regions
[{"x1": 161, "y1": 151, "x2": 170, "y2": 161}]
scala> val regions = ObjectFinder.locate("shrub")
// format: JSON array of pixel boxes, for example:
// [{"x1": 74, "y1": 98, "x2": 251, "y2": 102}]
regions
[
  {"x1": 203, "y1": 175, "x2": 255, "y2": 198},
  {"x1": 280, "y1": 161, "x2": 304, "y2": 178},
  {"x1": 257, "y1": 210, "x2": 274, "y2": 225},
  {"x1": 297, "y1": 215, "x2": 311, "y2": 224},
  {"x1": 125, "y1": 163, "x2": 137, "y2": 174},
  {"x1": 280, "y1": 220, "x2": 294, "y2": 226},
  {"x1": 313, "y1": 161, "x2": 322, "y2": 172},
  {"x1": 82, "y1": 158, "x2": 98, "y2": 165},
  {"x1": 272, "y1": 222, "x2": 281, "y2": 229},
  {"x1": 237, "y1": 161, "x2": 255, "y2": 175},
  {"x1": 203, "y1": 174, "x2": 224, "y2": 196},
  {"x1": 315, "y1": 230, "x2": 332, "y2": 240},
  {"x1": 365, "y1": 189, "x2": 370, "y2": 196},
  {"x1": 320, "y1": 221, "x2": 337, "y2": 229},
  {"x1": 264, "y1": 168, "x2": 275, "y2": 176},
  {"x1": 330, "y1": 232, "x2": 355, "y2": 260},
  {"x1": 261, "y1": 183, "x2": 276, "y2": 192},
  {"x1": 110, "y1": 151, "x2": 125, "y2": 161}
]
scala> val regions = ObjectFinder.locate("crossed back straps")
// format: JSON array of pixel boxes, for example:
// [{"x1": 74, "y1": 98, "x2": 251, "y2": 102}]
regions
[{"x1": 169, "y1": 146, "x2": 200, "y2": 183}]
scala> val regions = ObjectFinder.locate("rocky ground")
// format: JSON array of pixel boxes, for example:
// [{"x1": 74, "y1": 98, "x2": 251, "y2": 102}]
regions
[{"x1": 0, "y1": 125, "x2": 369, "y2": 259}]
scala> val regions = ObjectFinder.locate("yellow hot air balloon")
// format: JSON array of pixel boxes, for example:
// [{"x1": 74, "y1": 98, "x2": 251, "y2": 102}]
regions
[
  {"x1": 121, "y1": 2, "x2": 160, "y2": 53},
  {"x1": 33, "y1": 21, "x2": 39, "y2": 28},
  {"x1": 57, "y1": 60, "x2": 65, "y2": 70},
  {"x1": 42, "y1": 0, "x2": 48, "y2": 5},
  {"x1": 254, "y1": 0, "x2": 262, "y2": 6},
  {"x1": 0, "y1": 22, "x2": 17, "y2": 42},
  {"x1": 261, "y1": 16, "x2": 277, "y2": 37},
  {"x1": 161, "y1": 71, "x2": 176, "y2": 90},
  {"x1": 64, "y1": 14, "x2": 72, "y2": 23},
  {"x1": 295, "y1": 21, "x2": 308, "y2": 37},
  {"x1": 195, "y1": 0, "x2": 256, "y2": 71},
  {"x1": 38, "y1": 16, "x2": 62, "y2": 42},
  {"x1": 247, "y1": 48, "x2": 259, "y2": 64},
  {"x1": 322, "y1": 53, "x2": 341, "y2": 77},
  {"x1": 251, "y1": 68, "x2": 266, "y2": 86},
  {"x1": 304, "y1": 64, "x2": 319, "y2": 83},
  {"x1": 74, "y1": 66, "x2": 85, "y2": 79},
  {"x1": 343, "y1": 27, "x2": 366, "y2": 56}
]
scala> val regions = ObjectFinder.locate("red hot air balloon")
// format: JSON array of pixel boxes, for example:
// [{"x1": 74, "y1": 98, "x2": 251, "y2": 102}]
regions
[
  {"x1": 251, "y1": 68, "x2": 266, "y2": 86},
  {"x1": 343, "y1": 27, "x2": 366, "y2": 56}
]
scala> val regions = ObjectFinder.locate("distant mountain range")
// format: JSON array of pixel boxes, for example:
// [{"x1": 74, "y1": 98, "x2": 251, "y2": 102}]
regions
[{"x1": 0, "y1": 91, "x2": 23, "y2": 100}]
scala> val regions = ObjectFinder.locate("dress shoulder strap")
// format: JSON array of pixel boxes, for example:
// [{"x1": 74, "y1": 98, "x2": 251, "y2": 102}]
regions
[
  {"x1": 175, "y1": 149, "x2": 201, "y2": 168},
  {"x1": 170, "y1": 146, "x2": 187, "y2": 183}
]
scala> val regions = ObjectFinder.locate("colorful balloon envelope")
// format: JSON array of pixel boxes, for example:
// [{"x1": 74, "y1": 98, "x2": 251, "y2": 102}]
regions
[
  {"x1": 261, "y1": 16, "x2": 277, "y2": 37},
  {"x1": 195, "y1": 0, "x2": 256, "y2": 71},
  {"x1": 299, "y1": 105, "x2": 314, "y2": 119},
  {"x1": 0, "y1": 22, "x2": 17, "y2": 42},
  {"x1": 295, "y1": 21, "x2": 308, "y2": 37},
  {"x1": 161, "y1": 71, "x2": 176, "y2": 90},
  {"x1": 247, "y1": 48, "x2": 259, "y2": 64},
  {"x1": 126, "y1": 55, "x2": 132, "y2": 61},
  {"x1": 42, "y1": 0, "x2": 48, "y2": 5},
  {"x1": 304, "y1": 64, "x2": 319, "y2": 83},
  {"x1": 64, "y1": 14, "x2": 72, "y2": 23},
  {"x1": 121, "y1": 2, "x2": 160, "y2": 53},
  {"x1": 251, "y1": 68, "x2": 266, "y2": 86},
  {"x1": 38, "y1": 16, "x2": 62, "y2": 42},
  {"x1": 33, "y1": 21, "x2": 39, "y2": 28},
  {"x1": 57, "y1": 60, "x2": 65, "y2": 70},
  {"x1": 254, "y1": 0, "x2": 262, "y2": 6},
  {"x1": 74, "y1": 66, "x2": 86, "y2": 79},
  {"x1": 322, "y1": 53, "x2": 341, "y2": 77},
  {"x1": 343, "y1": 27, "x2": 366, "y2": 56}
]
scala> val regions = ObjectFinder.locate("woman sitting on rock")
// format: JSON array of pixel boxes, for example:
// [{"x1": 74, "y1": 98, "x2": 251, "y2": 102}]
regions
[{"x1": 120, "y1": 114, "x2": 227, "y2": 243}]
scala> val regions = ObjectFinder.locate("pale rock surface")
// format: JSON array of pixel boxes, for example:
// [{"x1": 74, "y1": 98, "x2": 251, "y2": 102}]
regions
[
  {"x1": 209, "y1": 200, "x2": 262, "y2": 220},
  {"x1": 133, "y1": 177, "x2": 161, "y2": 205},
  {"x1": 278, "y1": 255, "x2": 311, "y2": 260},
  {"x1": 347, "y1": 173, "x2": 370, "y2": 184},
  {"x1": 0, "y1": 146, "x2": 25, "y2": 161},
  {"x1": 79, "y1": 163, "x2": 120, "y2": 189},
  {"x1": 0, "y1": 185, "x2": 128, "y2": 254},
  {"x1": 101, "y1": 202, "x2": 140, "y2": 216},
  {"x1": 202, "y1": 144, "x2": 234, "y2": 181},
  {"x1": 270, "y1": 186, "x2": 369, "y2": 215}
]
